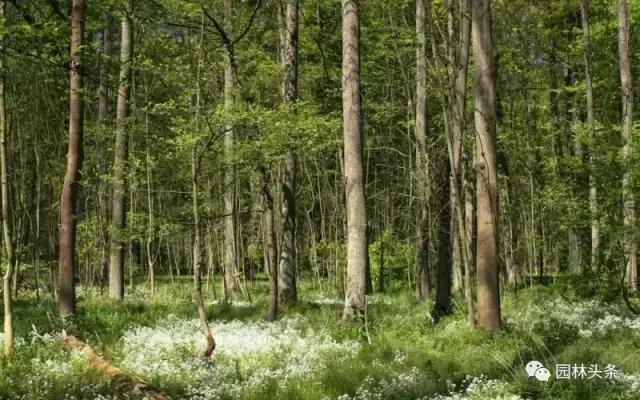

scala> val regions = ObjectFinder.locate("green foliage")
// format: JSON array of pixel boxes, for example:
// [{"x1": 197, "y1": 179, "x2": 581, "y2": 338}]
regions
[{"x1": 369, "y1": 229, "x2": 415, "y2": 291}]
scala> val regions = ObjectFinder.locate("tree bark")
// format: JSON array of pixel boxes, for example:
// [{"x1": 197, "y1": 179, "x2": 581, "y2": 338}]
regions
[
  {"x1": 472, "y1": 0, "x2": 501, "y2": 332},
  {"x1": 618, "y1": 0, "x2": 637, "y2": 293},
  {"x1": 109, "y1": 0, "x2": 134, "y2": 300},
  {"x1": 278, "y1": 0, "x2": 299, "y2": 305},
  {"x1": 58, "y1": 0, "x2": 85, "y2": 317},
  {"x1": 341, "y1": 0, "x2": 368, "y2": 321},
  {"x1": 415, "y1": 0, "x2": 431, "y2": 302},
  {"x1": 447, "y1": 0, "x2": 474, "y2": 325},
  {"x1": 223, "y1": 0, "x2": 239, "y2": 297},
  {"x1": 0, "y1": 0, "x2": 17, "y2": 357}
]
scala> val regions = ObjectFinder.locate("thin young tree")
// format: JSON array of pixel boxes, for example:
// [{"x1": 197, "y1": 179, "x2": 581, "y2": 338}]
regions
[
  {"x1": 579, "y1": 0, "x2": 599, "y2": 272},
  {"x1": 472, "y1": 0, "x2": 501, "y2": 332},
  {"x1": 415, "y1": 0, "x2": 430, "y2": 302},
  {"x1": 59, "y1": 0, "x2": 86, "y2": 317},
  {"x1": 341, "y1": 0, "x2": 368, "y2": 321},
  {"x1": 203, "y1": 0, "x2": 263, "y2": 298},
  {"x1": 0, "y1": 0, "x2": 17, "y2": 357},
  {"x1": 97, "y1": 13, "x2": 112, "y2": 286},
  {"x1": 447, "y1": 0, "x2": 474, "y2": 325},
  {"x1": 278, "y1": 0, "x2": 299, "y2": 305},
  {"x1": 191, "y1": 21, "x2": 215, "y2": 357},
  {"x1": 109, "y1": 0, "x2": 134, "y2": 300},
  {"x1": 222, "y1": 0, "x2": 239, "y2": 296}
]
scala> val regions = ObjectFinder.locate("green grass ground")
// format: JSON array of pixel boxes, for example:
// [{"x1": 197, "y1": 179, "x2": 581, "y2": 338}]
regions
[{"x1": 1, "y1": 275, "x2": 639, "y2": 399}]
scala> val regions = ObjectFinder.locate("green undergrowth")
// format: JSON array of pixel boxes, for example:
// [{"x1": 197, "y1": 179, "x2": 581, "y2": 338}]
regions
[{"x1": 0, "y1": 275, "x2": 638, "y2": 399}]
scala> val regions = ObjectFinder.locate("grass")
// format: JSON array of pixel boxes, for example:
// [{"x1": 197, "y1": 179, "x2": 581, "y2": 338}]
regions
[{"x1": 0, "y1": 274, "x2": 639, "y2": 399}]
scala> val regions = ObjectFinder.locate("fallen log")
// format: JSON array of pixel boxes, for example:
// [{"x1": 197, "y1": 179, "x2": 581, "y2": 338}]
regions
[{"x1": 57, "y1": 333, "x2": 170, "y2": 400}]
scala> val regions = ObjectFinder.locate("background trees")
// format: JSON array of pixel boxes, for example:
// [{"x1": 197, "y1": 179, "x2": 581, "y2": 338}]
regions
[{"x1": 0, "y1": 0, "x2": 636, "y2": 334}]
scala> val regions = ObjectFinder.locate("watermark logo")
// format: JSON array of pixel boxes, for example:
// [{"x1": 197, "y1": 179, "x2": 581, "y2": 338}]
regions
[
  {"x1": 526, "y1": 360, "x2": 551, "y2": 382},
  {"x1": 556, "y1": 364, "x2": 619, "y2": 380},
  {"x1": 526, "y1": 361, "x2": 620, "y2": 382}
]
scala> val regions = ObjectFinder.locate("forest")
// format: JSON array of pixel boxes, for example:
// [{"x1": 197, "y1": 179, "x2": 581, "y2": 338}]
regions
[{"x1": 0, "y1": 0, "x2": 640, "y2": 399}]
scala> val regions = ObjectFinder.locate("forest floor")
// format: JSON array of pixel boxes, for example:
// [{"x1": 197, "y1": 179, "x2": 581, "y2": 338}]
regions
[{"x1": 1, "y1": 275, "x2": 640, "y2": 400}]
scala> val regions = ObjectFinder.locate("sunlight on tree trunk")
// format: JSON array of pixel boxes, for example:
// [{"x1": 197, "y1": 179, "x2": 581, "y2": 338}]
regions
[
  {"x1": 278, "y1": 0, "x2": 299, "y2": 305},
  {"x1": 0, "y1": 0, "x2": 16, "y2": 357},
  {"x1": 415, "y1": 0, "x2": 431, "y2": 303},
  {"x1": 472, "y1": 0, "x2": 501, "y2": 333},
  {"x1": 341, "y1": 0, "x2": 368, "y2": 322}
]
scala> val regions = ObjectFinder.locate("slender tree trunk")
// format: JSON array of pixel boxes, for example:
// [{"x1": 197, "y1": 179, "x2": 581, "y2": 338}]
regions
[
  {"x1": 447, "y1": 0, "x2": 473, "y2": 324},
  {"x1": 98, "y1": 13, "x2": 112, "y2": 287},
  {"x1": 144, "y1": 82, "x2": 156, "y2": 297},
  {"x1": 584, "y1": 37, "x2": 600, "y2": 267},
  {"x1": 415, "y1": 0, "x2": 430, "y2": 302},
  {"x1": 223, "y1": 0, "x2": 239, "y2": 297},
  {"x1": 192, "y1": 150, "x2": 215, "y2": 360},
  {"x1": 278, "y1": 0, "x2": 299, "y2": 305},
  {"x1": 261, "y1": 168, "x2": 278, "y2": 320},
  {"x1": 34, "y1": 146, "x2": 41, "y2": 300},
  {"x1": 341, "y1": 0, "x2": 368, "y2": 321},
  {"x1": 618, "y1": 0, "x2": 637, "y2": 293},
  {"x1": 192, "y1": 23, "x2": 215, "y2": 352},
  {"x1": 0, "y1": 0, "x2": 16, "y2": 357},
  {"x1": 109, "y1": 0, "x2": 134, "y2": 300},
  {"x1": 472, "y1": 0, "x2": 501, "y2": 332},
  {"x1": 59, "y1": 0, "x2": 85, "y2": 317}
]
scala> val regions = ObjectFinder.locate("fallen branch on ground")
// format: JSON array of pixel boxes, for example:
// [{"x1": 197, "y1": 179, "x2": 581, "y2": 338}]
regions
[{"x1": 57, "y1": 332, "x2": 170, "y2": 400}]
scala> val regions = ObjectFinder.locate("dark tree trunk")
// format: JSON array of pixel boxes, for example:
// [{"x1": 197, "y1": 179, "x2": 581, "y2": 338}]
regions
[{"x1": 435, "y1": 159, "x2": 453, "y2": 316}]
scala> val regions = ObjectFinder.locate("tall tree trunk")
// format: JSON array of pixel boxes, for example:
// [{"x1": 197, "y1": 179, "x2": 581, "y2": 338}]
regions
[
  {"x1": 59, "y1": 0, "x2": 86, "y2": 317},
  {"x1": 109, "y1": 0, "x2": 134, "y2": 300},
  {"x1": 0, "y1": 0, "x2": 16, "y2": 357},
  {"x1": 278, "y1": 0, "x2": 299, "y2": 305},
  {"x1": 618, "y1": 0, "x2": 637, "y2": 293},
  {"x1": 582, "y1": 0, "x2": 599, "y2": 271},
  {"x1": 415, "y1": 0, "x2": 430, "y2": 302},
  {"x1": 223, "y1": 0, "x2": 239, "y2": 297},
  {"x1": 98, "y1": 13, "x2": 112, "y2": 287},
  {"x1": 472, "y1": 0, "x2": 501, "y2": 332},
  {"x1": 341, "y1": 0, "x2": 368, "y2": 321},
  {"x1": 447, "y1": 0, "x2": 473, "y2": 324}
]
